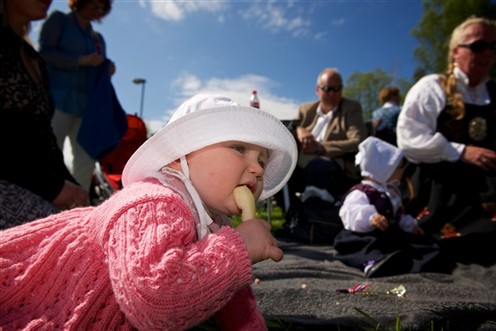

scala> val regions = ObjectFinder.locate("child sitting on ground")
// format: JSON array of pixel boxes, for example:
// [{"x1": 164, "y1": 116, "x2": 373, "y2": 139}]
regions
[
  {"x1": 333, "y1": 137, "x2": 454, "y2": 278},
  {"x1": 0, "y1": 94, "x2": 297, "y2": 330}
]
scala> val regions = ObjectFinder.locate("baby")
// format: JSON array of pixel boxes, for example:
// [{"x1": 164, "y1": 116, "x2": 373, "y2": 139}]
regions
[
  {"x1": 0, "y1": 94, "x2": 298, "y2": 330},
  {"x1": 333, "y1": 137, "x2": 454, "y2": 278}
]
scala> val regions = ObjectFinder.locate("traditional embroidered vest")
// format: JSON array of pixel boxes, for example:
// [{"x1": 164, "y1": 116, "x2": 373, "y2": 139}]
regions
[
  {"x1": 345, "y1": 184, "x2": 400, "y2": 224},
  {"x1": 437, "y1": 80, "x2": 496, "y2": 150}
]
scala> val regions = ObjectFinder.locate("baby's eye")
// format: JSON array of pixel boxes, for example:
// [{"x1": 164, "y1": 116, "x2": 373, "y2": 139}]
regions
[
  {"x1": 232, "y1": 145, "x2": 246, "y2": 153},
  {"x1": 258, "y1": 159, "x2": 266, "y2": 169}
]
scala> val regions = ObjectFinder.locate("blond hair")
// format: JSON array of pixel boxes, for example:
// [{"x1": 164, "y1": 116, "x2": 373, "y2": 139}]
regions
[{"x1": 441, "y1": 16, "x2": 496, "y2": 119}]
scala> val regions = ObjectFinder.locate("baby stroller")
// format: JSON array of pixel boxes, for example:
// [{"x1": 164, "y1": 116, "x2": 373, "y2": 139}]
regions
[{"x1": 90, "y1": 114, "x2": 148, "y2": 205}]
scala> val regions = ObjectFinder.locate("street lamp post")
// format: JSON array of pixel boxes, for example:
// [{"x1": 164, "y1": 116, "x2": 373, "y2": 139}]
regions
[{"x1": 133, "y1": 78, "x2": 146, "y2": 118}]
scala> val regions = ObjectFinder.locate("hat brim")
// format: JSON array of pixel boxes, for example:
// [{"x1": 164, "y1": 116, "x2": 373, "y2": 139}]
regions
[{"x1": 122, "y1": 106, "x2": 297, "y2": 201}]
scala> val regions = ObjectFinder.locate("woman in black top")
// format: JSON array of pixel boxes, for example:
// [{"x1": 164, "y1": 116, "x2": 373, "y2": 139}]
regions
[{"x1": 0, "y1": 0, "x2": 88, "y2": 229}]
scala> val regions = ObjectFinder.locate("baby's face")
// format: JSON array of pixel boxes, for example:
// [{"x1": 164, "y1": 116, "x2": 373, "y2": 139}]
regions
[
  {"x1": 186, "y1": 141, "x2": 269, "y2": 216},
  {"x1": 389, "y1": 160, "x2": 406, "y2": 182}
]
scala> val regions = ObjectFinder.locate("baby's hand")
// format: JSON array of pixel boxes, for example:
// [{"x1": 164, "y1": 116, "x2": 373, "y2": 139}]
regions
[
  {"x1": 235, "y1": 219, "x2": 283, "y2": 264},
  {"x1": 370, "y1": 213, "x2": 389, "y2": 231}
]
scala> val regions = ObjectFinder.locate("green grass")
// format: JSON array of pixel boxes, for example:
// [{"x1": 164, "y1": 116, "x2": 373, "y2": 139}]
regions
[{"x1": 231, "y1": 203, "x2": 286, "y2": 232}]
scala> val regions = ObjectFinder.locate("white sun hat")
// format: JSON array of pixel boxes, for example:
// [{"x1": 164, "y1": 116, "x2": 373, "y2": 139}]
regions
[
  {"x1": 355, "y1": 136, "x2": 404, "y2": 184},
  {"x1": 122, "y1": 93, "x2": 298, "y2": 201}
]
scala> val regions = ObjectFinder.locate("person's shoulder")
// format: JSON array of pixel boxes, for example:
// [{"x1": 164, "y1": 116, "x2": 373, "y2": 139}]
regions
[
  {"x1": 43, "y1": 10, "x2": 70, "y2": 25},
  {"x1": 372, "y1": 105, "x2": 385, "y2": 113},
  {"x1": 46, "y1": 10, "x2": 66, "y2": 19},
  {"x1": 406, "y1": 73, "x2": 444, "y2": 100},
  {"x1": 299, "y1": 101, "x2": 319, "y2": 112},
  {"x1": 341, "y1": 183, "x2": 371, "y2": 203},
  {"x1": 389, "y1": 104, "x2": 402, "y2": 113},
  {"x1": 125, "y1": 178, "x2": 177, "y2": 194},
  {"x1": 342, "y1": 97, "x2": 360, "y2": 105},
  {"x1": 299, "y1": 100, "x2": 318, "y2": 109},
  {"x1": 415, "y1": 73, "x2": 443, "y2": 88},
  {"x1": 97, "y1": 178, "x2": 193, "y2": 219},
  {"x1": 109, "y1": 179, "x2": 182, "y2": 207},
  {"x1": 341, "y1": 97, "x2": 362, "y2": 111}
]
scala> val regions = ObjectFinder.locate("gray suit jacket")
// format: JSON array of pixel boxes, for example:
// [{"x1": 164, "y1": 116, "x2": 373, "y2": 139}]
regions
[{"x1": 296, "y1": 98, "x2": 367, "y2": 177}]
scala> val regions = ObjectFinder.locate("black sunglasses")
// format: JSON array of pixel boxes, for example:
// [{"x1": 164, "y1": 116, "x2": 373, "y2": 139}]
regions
[
  {"x1": 319, "y1": 85, "x2": 342, "y2": 93},
  {"x1": 458, "y1": 40, "x2": 496, "y2": 54}
]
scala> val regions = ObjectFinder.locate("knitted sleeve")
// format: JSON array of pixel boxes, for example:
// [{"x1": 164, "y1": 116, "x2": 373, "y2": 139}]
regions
[{"x1": 100, "y1": 191, "x2": 255, "y2": 330}]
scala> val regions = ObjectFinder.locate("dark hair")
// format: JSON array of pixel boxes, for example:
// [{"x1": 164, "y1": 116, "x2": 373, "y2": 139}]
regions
[
  {"x1": 0, "y1": 0, "x2": 31, "y2": 36},
  {"x1": 68, "y1": 0, "x2": 112, "y2": 17}
]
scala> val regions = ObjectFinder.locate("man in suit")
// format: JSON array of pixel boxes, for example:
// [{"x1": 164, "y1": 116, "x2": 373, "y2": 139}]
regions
[{"x1": 290, "y1": 68, "x2": 367, "y2": 204}]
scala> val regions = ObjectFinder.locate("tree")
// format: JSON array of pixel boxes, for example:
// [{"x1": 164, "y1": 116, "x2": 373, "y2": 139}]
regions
[
  {"x1": 342, "y1": 1, "x2": 496, "y2": 124},
  {"x1": 343, "y1": 68, "x2": 411, "y2": 121},
  {"x1": 412, "y1": 0, "x2": 496, "y2": 77}
]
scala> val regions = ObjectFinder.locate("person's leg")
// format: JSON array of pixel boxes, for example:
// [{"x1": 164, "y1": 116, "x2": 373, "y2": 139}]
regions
[
  {"x1": 407, "y1": 233, "x2": 455, "y2": 273},
  {"x1": 417, "y1": 162, "x2": 486, "y2": 235},
  {"x1": 51, "y1": 109, "x2": 73, "y2": 149},
  {"x1": 0, "y1": 180, "x2": 60, "y2": 229},
  {"x1": 305, "y1": 157, "x2": 345, "y2": 198},
  {"x1": 67, "y1": 116, "x2": 95, "y2": 191}
]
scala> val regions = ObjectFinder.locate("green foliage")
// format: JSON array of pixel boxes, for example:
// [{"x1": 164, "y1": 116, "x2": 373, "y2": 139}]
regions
[
  {"x1": 411, "y1": 0, "x2": 496, "y2": 77},
  {"x1": 343, "y1": 69, "x2": 412, "y2": 121},
  {"x1": 343, "y1": 0, "x2": 496, "y2": 121}
]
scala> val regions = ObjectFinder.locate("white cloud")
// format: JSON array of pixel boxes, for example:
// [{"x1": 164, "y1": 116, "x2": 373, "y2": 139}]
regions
[
  {"x1": 240, "y1": 2, "x2": 311, "y2": 38},
  {"x1": 148, "y1": 72, "x2": 300, "y2": 130},
  {"x1": 140, "y1": 0, "x2": 226, "y2": 22},
  {"x1": 331, "y1": 18, "x2": 346, "y2": 26},
  {"x1": 139, "y1": 0, "x2": 322, "y2": 39},
  {"x1": 145, "y1": 118, "x2": 168, "y2": 136}
]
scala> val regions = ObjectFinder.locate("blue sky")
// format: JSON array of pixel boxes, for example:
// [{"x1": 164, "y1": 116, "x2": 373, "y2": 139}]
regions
[{"x1": 31, "y1": 0, "x2": 425, "y2": 133}]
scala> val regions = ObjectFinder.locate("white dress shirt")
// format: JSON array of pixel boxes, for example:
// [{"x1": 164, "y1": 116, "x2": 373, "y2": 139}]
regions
[
  {"x1": 311, "y1": 105, "x2": 336, "y2": 142},
  {"x1": 397, "y1": 67, "x2": 491, "y2": 164}
]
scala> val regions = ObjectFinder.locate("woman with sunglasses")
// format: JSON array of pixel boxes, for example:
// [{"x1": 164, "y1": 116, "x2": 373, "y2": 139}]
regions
[{"x1": 397, "y1": 16, "x2": 496, "y2": 265}]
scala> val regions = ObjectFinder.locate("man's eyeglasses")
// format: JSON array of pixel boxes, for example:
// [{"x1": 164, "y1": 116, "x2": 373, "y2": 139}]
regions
[
  {"x1": 458, "y1": 40, "x2": 496, "y2": 54},
  {"x1": 319, "y1": 85, "x2": 342, "y2": 93}
]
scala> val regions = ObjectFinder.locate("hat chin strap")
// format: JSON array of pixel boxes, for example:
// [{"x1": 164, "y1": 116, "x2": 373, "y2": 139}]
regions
[
  {"x1": 179, "y1": 156, "x2": 213, "y2": 239},
  {"x1": 157, "y1": 157, "x2": 213, "y2": 239}
]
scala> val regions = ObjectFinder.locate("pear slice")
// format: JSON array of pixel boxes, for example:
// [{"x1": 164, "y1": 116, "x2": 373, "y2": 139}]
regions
[{"x1": 233, "y1": 185, "x2": 256, "y2": 221}]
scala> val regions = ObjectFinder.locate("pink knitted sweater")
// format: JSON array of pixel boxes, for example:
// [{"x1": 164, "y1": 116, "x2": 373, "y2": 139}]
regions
[{"x1": 0, "y1": 178, "x2": 266, "y2": 330}]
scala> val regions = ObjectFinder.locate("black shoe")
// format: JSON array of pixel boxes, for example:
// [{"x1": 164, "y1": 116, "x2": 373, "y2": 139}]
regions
[{"x1": 365, "y1": 251, "x2": 412, "y2": 278}]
